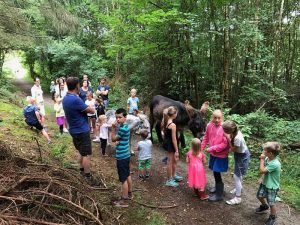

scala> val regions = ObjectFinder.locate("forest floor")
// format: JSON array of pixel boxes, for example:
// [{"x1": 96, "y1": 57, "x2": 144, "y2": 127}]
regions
[{"x1": 1, "y1": 78, "x2": 299, "y2": 225}]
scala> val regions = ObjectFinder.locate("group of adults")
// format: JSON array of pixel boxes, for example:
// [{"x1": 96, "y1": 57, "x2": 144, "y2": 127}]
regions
[{"x1": 24, "y1": 75, "x2": 110, "y2": 143}]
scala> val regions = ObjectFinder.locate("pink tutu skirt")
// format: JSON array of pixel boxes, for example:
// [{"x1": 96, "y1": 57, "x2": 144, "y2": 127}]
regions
[{"x1": 56, "y1": 116, "x2": 65, "y2": 125}]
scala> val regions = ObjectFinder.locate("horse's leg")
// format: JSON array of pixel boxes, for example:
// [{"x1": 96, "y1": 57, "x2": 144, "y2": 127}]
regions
[
  {"x1": 179, "y1": 131, "x2": 186, "y2": 148},
  {"x1": 155, "y1": 122, "x2": 163, "y2": 143}
]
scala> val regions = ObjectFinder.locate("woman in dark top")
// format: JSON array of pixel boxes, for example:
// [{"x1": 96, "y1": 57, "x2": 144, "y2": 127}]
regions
[
  {"x1": 161, "y1": 106, "x2": 182, "y2": 187},
  {"x1": 79, "y1": 80, "x2": 93, "y2": 102}
]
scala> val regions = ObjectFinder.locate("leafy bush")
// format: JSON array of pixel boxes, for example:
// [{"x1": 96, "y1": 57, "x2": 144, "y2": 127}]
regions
[
  {"x1": 244, "y1": 111, "x2": 273, "y2": 138},
  {"x1": 225, "y1": 111, "x2": 300, "y2": 145},
  {"x1": 266, "y1": 119, "x2": 300, "y2": 144}
]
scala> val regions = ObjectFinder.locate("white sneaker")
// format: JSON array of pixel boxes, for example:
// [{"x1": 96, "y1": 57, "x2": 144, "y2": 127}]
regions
[
  {"x1": 226, "y1": 197, "x2": 241, "y2": 205},
  {"x1": 63, "y1": 128, "x2": 69, "y2": 133},
  {"x1": 92, "y1": 138, "x2": 100, "y2": 143},
  {"x1": 230, "y1": 188, "x2": 236, "y2": 194}
]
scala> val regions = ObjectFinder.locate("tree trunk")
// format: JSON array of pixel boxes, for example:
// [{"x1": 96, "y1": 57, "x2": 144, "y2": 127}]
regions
[
  {"x1": 272, "y1": 0, "x2": 285, "y2": 85},
  {"x1": 0, "y1": 49, "x2": 6, "y2": 78},
  {"x1": 222, "y1": 5, "x2": 230, "y2": 105}
]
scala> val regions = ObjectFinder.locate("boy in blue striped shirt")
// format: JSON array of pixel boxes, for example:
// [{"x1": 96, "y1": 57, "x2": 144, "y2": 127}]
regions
[{"x1": 111, "y1": 108, "x2": 132, "y2": 207}]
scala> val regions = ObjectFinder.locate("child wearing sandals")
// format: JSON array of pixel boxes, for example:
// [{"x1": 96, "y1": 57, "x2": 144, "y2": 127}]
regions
[
  {"x1": 255, "y1": 142, "x2": 281, "y2": 225},
  {"x1": 222, "y1": 121, "x2": 250, "y2": 205},
  {"x1": 186, "y1": 138, "x2": 209, "y2": 200},
  {"x1": 162, "y1": 106, "x2": 183, "y2": 187},
  {"x1": 201, "y1": 109, "x2": 229, "y2": 202}
]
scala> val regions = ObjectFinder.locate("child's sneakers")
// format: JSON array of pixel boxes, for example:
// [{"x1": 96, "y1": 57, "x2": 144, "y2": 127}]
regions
[
  {"x1": 166, "y1": 179, "x2": 179, "y2": 187},
  {"x1": 173, "y1": 174, "x2": 183, "y2": 182},
  {"x1": 226, "y1": 196, "x2": 242, "y2": 205},
  {"x1": 92, "y1": 138, "x2": 100, "y2": 142},
  {"x1": 230, "y1": 188, "x2": 236, "y2": 194},
  {"x1": 265, "y1": 215, "x2": 276, "y2": 225},
  {"x1": 113, "y1": 197, "x2": 129, "y2": 208},
  {"x1": 63, "y1": 128, "x2": 69, "y2": 133},
  {"x1": 139, "y1": 174, "x2": 145, "y2": 181},
  {"x1": 162, "y1": 156, "x2": 168, "y2": 164},
  {"x1": 255, "y1": 204, "x2": 270, "y2": 214}
]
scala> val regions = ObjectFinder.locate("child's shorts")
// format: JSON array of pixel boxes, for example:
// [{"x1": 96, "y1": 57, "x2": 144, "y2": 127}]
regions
[
  {"x1": 117, "y1": 157, "x2": 130, "y2": 183},
  {"x1": 26, "y1": 121, "x2": 43, "y2": 131},
  {"x1": 139, "y1": 159, "x2": 151, "y2": 170},
  {"x1": 88, "y1": 115, "x2": 97, "y2": 119},
  {"x1": 257, "y1": 183, "x2": 279, "y2": 206}
]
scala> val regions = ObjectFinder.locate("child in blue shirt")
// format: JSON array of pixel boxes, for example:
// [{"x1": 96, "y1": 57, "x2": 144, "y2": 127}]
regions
[{"x1": 127, "y1": 89, "x2": 139, "y2": 115}]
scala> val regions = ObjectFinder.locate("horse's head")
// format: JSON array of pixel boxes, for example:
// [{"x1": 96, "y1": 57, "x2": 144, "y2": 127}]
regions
[{"x1": 187, "y1": 101, "x2": 209, "y2": 140}]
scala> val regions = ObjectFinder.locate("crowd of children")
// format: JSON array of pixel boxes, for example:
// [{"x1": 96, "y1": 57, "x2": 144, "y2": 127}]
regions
[{"x1": 23, "y1": 76, "x2": 282, "y2": 225}]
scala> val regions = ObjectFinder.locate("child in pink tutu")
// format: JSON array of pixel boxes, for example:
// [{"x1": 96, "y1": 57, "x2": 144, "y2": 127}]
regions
[{"x1": 186, "y1": 138, "x2": 209, "y2": 200}]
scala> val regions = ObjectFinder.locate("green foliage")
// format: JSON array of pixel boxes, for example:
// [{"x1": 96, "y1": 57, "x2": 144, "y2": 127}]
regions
[
  {"x1": 108, "y1": 78, "x2": 128, "y2": 109},
  {"x1": 266, "y1": 119, "x2": 300, "y2": 144},
  {"x1": 226, "y1": 111, "x2": 300, "y2": 145},
  {"x1": 48, "y1": 37, "x2": 87, "y2": 77},
  {"x1": 50, "y1": 143, "x2": 67, "y2": 158}
]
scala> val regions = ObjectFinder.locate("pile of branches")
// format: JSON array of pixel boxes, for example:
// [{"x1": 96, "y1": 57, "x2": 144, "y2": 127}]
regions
[{"x1": 0, "y1": 141, "x2": 109, "y2": 225}]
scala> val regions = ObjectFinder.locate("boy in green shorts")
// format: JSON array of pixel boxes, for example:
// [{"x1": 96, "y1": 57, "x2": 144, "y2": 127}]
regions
[
  {"x1": 137, "y1": 129, "x2": 152, "y2": 180},
  {"x1": 255, "y1": 142, "x2": 281, "y2": 225}
]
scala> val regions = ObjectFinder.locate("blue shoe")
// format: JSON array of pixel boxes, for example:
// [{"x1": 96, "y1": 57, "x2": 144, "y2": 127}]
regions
[
  {"x1": 174, "y1": 174, "x2": 183, "y2": 182},
  {"x1": 162, "y1": 156, "x2": 168, "y2": 164},
  {"x1": 165, "y1": 179, "x2": 179, "y2": 187}
]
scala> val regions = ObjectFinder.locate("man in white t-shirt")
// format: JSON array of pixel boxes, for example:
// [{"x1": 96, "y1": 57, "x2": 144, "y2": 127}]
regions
[{"x1": 31, "y1": 77, "x2": 45, "y2": 125}]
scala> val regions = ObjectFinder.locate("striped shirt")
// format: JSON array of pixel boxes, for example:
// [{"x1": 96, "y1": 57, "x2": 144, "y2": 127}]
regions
[{"x1": 115, "y1": 124, "x2": 130, "y2": 160}]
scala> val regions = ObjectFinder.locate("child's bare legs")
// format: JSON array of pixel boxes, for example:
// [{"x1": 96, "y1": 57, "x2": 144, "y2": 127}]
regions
[
  {"x1": 258, "y1": 197, "x2": 268, "y2": 205},
  {"x1": 167, "y1": 152, "x2": 174, "y2": 179},
  {"x1": 127, "y1": 175, "x2": 132, "y2": 194},
  {"x1": 139, "y1": 169, "x2": 145, "y2": 177},
  {"x1": 41, "y1": 129, "x2": 51, "y2": 142},
  {"x1": 270, "y1": 205, "x2": 276, "y2": 216},
  {"x1": 95, "y1": 123, "x2": 100, "y2": 137},
  {"x1": 122, "y1": 175, "x2": 132, "y2": 198},
  {"x1": 63, "y1": 118, "x2": 68, "y2": 131},
  {"x1": 145, "y1": 169, "x2": 150, "y2": 177},
  {"x1": 91, "y1": 118, "x2": 96, "y2": 135},
  {"x1": 172, "y1": 156, "x2": 177, "y2": 178}
]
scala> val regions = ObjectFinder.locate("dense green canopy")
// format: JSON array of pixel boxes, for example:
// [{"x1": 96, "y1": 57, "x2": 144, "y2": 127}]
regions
[{"x1": 1, "y1": 0, "x2": 300, "y2": 118}]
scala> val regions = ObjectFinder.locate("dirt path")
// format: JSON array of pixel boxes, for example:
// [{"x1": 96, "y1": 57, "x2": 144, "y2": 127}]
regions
[{"x1": 14, "y1": 78, "x2": 300, "y2": 225}]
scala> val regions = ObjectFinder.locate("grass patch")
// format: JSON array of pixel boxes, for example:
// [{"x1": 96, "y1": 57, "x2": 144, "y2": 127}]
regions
[{"x1": 128, "y1": 206, "x2": 166, "y2": 225}]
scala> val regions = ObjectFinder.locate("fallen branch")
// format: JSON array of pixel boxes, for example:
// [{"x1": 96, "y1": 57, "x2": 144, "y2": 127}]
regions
[
  {"x1": 33, "y1": 190, "x2": 104, "y2": 225},
  {"x1": 0, "y1": 176, "x2": 28, "y2": 196},
  {"x1": 132, "y1": 200, "x2": 179, "y2": 209},
  {"x1": 33, "y1": 137, "x2": 43, "y2": 163},
  {"x1": 0, "y1": 215, "x2": 65, "y2": 225}
]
